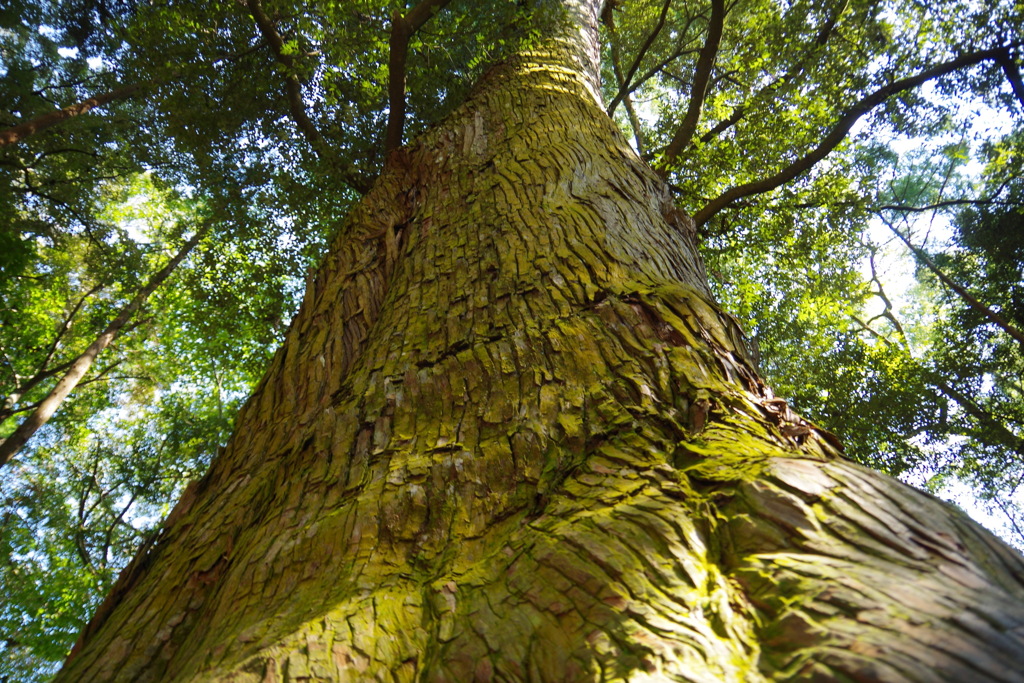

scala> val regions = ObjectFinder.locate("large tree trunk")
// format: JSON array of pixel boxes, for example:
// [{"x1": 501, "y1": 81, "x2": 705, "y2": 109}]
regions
[{"x1": 57, "y1": 2, "x2": 1024, "y2": 681}]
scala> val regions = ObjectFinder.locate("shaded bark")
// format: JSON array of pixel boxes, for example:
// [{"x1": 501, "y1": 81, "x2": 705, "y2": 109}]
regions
[{"x1": 58, "y1": 3, "x2": 1024, "y2": 681}]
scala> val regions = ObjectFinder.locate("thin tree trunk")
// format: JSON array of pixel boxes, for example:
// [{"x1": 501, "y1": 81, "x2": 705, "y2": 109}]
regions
[
  {"x1": 0, "y1": 228, "x2": 207, "y2": 467},
  {"x1": 57, "y1": 3, "x2": 1024, "y2": 681},
  {"x1": 886, "y1": 220, "x2": 1024, "y2": 351}
]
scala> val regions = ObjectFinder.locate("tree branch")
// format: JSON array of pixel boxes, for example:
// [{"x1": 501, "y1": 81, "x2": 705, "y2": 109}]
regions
[
  {"x1": 613, "y1": 45, "x2": 701, "y2": 111},
  {"x1": 384, "y1": 0, "x2": 454, "y2": 154},
  {"x1": 0, "y1": 83, "x2": 146, "y2": 147},
  {"x1": 852, "y1": 313, "x2": 1024, "y2": 461},
  {"x1": 0, "y1": 225, "x2": 209, "y2": 467},
  {"x1": 245, "y1": 0, "x2": 372, "y2": 193},
  {"x1": 606, "y1": 0, "x2": 673, "y2": 116},
  {"x1": 880, "y1": 216, "x2": 1024, "y2": 352},
  {"x1": 42, "y1": 283, "x2": 106, "y2": 373},
  {"x1": 603, "y1": 3, "x2": 646, "y2": 153},
  {"x1": 698, "y1": 0, "x2": 848, "y2": 147},
  {"x1": 245, "y1": 0, "x2": 323, "y2": 150},
  {"x1": 876, "y1": 198, "x2": 1014, "y2": 213},
  {"x1": 926, "y1": 370, "x2": 1024, "y2": 462},
  {"x1": 660, "y1": 0, "x2": 726, "y2": 168},
  {"x1": 996, "y1": 51, "x2": 1024, "y2": 109},
  {"x1": 693, "y1": 46, "x2": 1022, "y2": 227},
  {"x1": 0, "y1": 358, "x2": 78, "y2": 424}
]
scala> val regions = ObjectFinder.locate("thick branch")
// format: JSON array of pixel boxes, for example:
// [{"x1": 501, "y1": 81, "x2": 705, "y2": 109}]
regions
[
  {"x1": 245, "y1": 0, "x2": 372, "y2": 193},
  {"x1": 0, "y1": 84, "x2": 146, "y2": 146},
  {"x1": 660, "y1": 0, "x2": 726, "y2": 167},
  {"x1": 996, "y1": 52, "x2": 1024, "y2": 109},
  {"x1": 883, "y1": 218, "x2": 1024, "y2": 351},
  {"x1": 606, "y1": 0, "x2": 672, "y2": 115},
  {"x1": 693, "y1": 46, "x2": 1021, "y2": 227},
  {"x1": 245, "y1": 0, "x2": 322, "y2": 149},
  {"x1": 384, "y1": 0, "x2": 454, "y2": 153},
  {"x1": 0, "y1": 227, "x2": 209, "y2": 468}
]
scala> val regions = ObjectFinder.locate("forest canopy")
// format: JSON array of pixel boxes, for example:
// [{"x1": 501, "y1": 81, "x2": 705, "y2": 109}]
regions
[{"x1": 1, "y1": 0, "x2": 1022, "y2": 677}]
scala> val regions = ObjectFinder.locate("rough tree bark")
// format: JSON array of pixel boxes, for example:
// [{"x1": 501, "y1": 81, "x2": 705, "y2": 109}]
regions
[{"x1": 57, "y1": 1, "x2": 1024, "y2": 680}]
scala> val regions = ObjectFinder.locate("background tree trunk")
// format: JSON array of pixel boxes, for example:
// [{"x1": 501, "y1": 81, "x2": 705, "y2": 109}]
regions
[{"x1": 57, "y1": 5, "x2": 1024, "y2": 681}]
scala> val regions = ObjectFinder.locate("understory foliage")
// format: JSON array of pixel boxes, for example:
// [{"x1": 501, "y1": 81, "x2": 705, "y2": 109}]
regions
[{"x1": 0, "y1": 0, "x2": 1022, "y2": 677}]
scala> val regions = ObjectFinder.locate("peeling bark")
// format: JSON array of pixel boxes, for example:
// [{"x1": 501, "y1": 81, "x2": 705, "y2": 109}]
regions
[{"x1": 57, "y1": 3, "x2": 1024, "y2": 681}]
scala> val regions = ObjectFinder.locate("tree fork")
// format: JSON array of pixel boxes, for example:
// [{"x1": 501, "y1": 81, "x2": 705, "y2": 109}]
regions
[{"x1": 58, "y1": 2, "x2": 1024, "y2": 680}]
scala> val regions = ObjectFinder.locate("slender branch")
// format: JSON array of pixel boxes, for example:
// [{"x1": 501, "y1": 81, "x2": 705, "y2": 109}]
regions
[
  {"x1": 852, "y1": 313, "x2": 1024, "y2": 460},
  {"x1": 0, "y1": 83, "x2": 146, "y2": 147},
  {"x1": 865, "y1": 248, "x2": 909, "y2": 346},
  {"x1": 661, "y1": 0, "x2": 726, "y2": 167},
  {"x1": 616, "y1": 45, "x2": 701, "y2": 105},
  {"x1": 877, "y1": 198, "x2": 1014, "y2": 213},
  {"x1": 245, "y1": 0, "x2": 322, "y2": 150},
  {"x1": 881, "y1": 216, "x2": 1024, "y2": 351},
  {"x1": 606, "y1": 0, "x2": 673, "y2": 115},
  {"x1": 0, "y1": 359, "x2": 77, "y2": 424},
  {"x1": 75, "y1": 476, "x2": 97, "y2": 570},
  {"x1": 245, "y1": 0, "x2": 372, "y2": 193},
  {"x1": 927, "y1": 371, "x2": 1024, "y2": 460},
  {"x1": 101, "y1": 490, "x2": 138, "y2": 570},
  {"x1": 42, "y1": 283, "x2": 106, "y2": 372},
  {"x1": 0, "y1": 226, "x2": 209, "y2": 468},
  {"x1": 745, "y1": 191, "x2": 1015, "y2": 214},
  {"x1": 603, "y1": 3, "x2": 646, "y2": 153},
  {"x1": 384, "y1": 0, "x2": 454, "y2": 154},
  {"x1": 993, "y1": 497, "x2": 1024, "y2": 549},
  {"x1": 699, "y1": 0, "x2": 848, "y2": 146},
  {"x1": 693, "y1": 46, "x2": 1023, "y2": 227}
]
